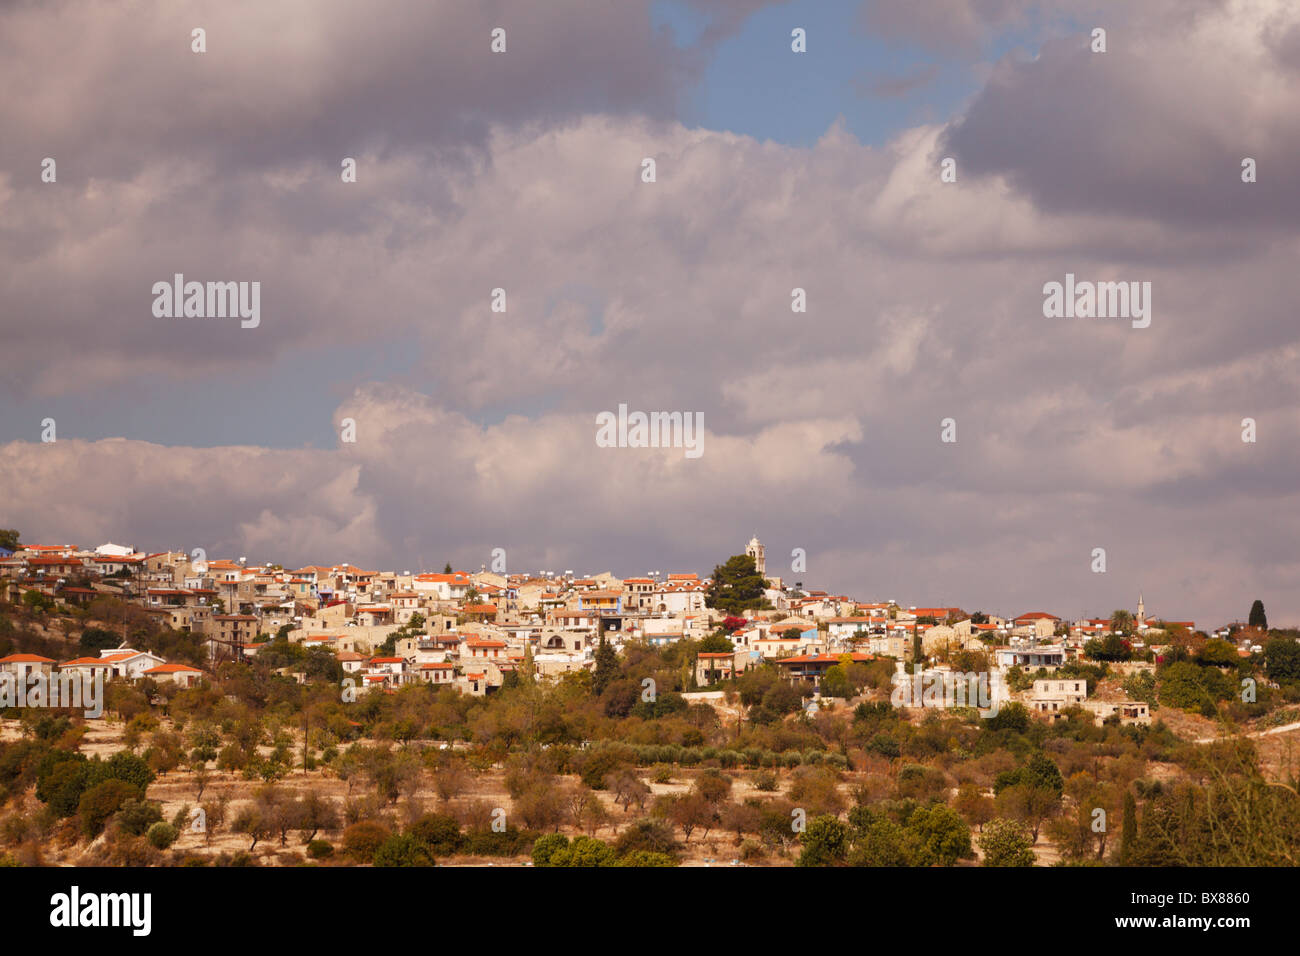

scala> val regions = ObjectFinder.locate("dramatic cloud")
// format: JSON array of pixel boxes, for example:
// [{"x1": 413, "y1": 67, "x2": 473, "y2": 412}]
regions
[
  {"x1": 2, "y1": 0, "x2": 1297, "y2": 626},
  {"x1": 0, "y1": 0, "x2": 734, "y2": 178},
  {"x1": 941, "y1": 0, "x2": 1300, "y2": 228}
]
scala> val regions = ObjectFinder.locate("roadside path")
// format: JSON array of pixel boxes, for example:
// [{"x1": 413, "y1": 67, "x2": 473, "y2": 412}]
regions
[{"x1": 1194, "y1": 719, "x2": 1300, "y2": 744}]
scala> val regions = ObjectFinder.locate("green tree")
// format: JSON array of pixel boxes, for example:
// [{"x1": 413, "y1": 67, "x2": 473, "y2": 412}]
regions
[
  {"x1": 88, "y1": 751, "x2": 155, "y2": 793},
  {"x1": 1196, "y1": 638, "x2": 1239, "y2": 668},
  {"x1": 592, "y1": 634, "x2": 618, "y2": 696},
  {"x1": 978, "y1": 818, "x2": 1036, "y2": 866},
  {"x1": 1159, "y1": 660, "x2": 1232, "y2": 713},
  {"x1": 615, "y1": 850, "x2": 677, "y2": 867},
  {"x1": 116, "y1": 797, "x2": 164, "y2": 836},
  {"x1": 79, "y1": 628, "x2": 122, "y2": 654},
  {"x1": 820, "y1": 664, "x2": 853, "y2": 700},
  {"x1": 612, "y1": 819, "x2": 679, "y2": 857},
  {"x1": 78, "y1": 779, "x2": 141, "y2": 838},
  {"x1": 1263, "y1": 636, "x2": 1300, "y2": 682},
  {"x1": 146, "y1": 822, "x2": 178, "y2": 850},
  {"x1": 704, "y1": 555, "x2": 773, "y2": 616},
  {"x1": 295, "y1": 790, "x2": 340, "y2": 843},
  {"x1": 1022, "y1": 753, "x2": 1064, "y2": 797},
  {"x1": 986, "y1": 702, "x2": 1030, "y2": 733},
  {"x1": 797, "y1": 815, "x2": 849, "y2": 867},
  {"x1": 409, "y1": 814, "x2": 464, "y2": 856},
  {"x1": 36, "y1": 753, "x2": 90, "y2": 817},
  {"x1": 0, "y1": 530, "x2": 21, "y2": 552},
  {"x1": 906, "y1": 805, "x2": 973, "y2": 866},
  {"x1": 953, "y1": 783, "x2": 995, "y2": 832},
  {"x1": 993, "y1": 782, "x2": 1059, "y2": 842},
  {"x1": 342, "y1": 821, "x2": 392, "y2": 861},
  {"x1": 1119, "y1": 792, "x2": 1138, "y2": 864},
  {"x1": 22, "y1": 590, "x2": 53, "y2": 613},
  {"x1": 697, "y1": 632, "x2": 735, "y2": 654},
  {"x1": 1248, "y1": 600, "x2": 1267, "y2": 630},
  {"x1": 551, "y1": 835, "x2": 616, "y2": 867},
  {"x1": 1085, "y1": 633, "x2": 1132, "y2": 662},
  {"x1": 532, "y1": 833, "x2": 570, "y2": 866},
  {"x1": 847, "y1": 817, "x2": 923, "y2": 866},
  {"x1": 373, "y1": 833, "x2": 435, "y2": 867},
  {"x1": 231, "y1": 803, "x2": 274, "y2": 851}
]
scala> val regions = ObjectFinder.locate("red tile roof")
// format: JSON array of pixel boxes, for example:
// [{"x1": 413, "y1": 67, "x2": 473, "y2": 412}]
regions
[{"x1": 778, "y1": 653, "x2": 874, "y2": 665}]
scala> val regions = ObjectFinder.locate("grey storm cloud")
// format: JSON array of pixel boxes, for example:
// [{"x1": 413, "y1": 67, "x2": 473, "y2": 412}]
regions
[
  {"x1": 0, "y1": 0, "x2": 746, "y2": 179},
  {"x1": 940, "y1": 3, "x2": 1300, "y2": 229},
  {"x1": 1, "y1": 0, "x2": 1297, "y2": 627}
]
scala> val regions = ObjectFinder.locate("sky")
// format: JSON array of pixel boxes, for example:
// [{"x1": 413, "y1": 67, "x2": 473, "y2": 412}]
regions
[{"x1": 1, "y1": 0, "x2": 1298, "y2": 628}]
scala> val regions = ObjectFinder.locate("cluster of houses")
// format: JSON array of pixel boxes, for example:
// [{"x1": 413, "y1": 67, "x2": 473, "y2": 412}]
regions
[
  {"x1": 0, "y1": 646, "x2": 204, "y2": 688},
  {"x1": 0, "y1": 536, "x2": 1254, "y2": 725}
]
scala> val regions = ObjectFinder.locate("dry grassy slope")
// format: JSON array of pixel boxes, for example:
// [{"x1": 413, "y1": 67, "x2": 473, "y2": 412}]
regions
[{"x1": 5, "y1": 682, "x2": 1299, "y2": 867}]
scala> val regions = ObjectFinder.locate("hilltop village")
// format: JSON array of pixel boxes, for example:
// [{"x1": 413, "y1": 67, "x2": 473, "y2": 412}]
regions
[{"x1": 1, "y1": 533, "x2": 1296, "y2": 868}]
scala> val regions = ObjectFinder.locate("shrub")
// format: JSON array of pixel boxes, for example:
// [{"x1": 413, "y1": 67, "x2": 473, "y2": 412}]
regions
[
  {"x1": 462, "y1": 826, "x2": 535, "y2": 857},
  {"x1": 532, "y1": 833, "x2": 570, "y2": 867},
  {"x1": 905, "y1": 805, "x2": 973, "y2": 867},
  {"x1": 115, "y1": 798, "x2": 164, "y2": 837},
  {"x1": 550, "y1": 835, "x2": 615, "y2": 867},
  {"x1": 613, "y1": 819, "x2": 679, "y2": 857},
  {"x1": 797, "y1": 815, "x2": 849, "y2": 867},
  {"x1": 978, "y1": 818, "x2": 1036, "y2": 866},
  {"x1": 1159, "y1": 661, "x2": 1233, "y2": 712},
  {"x1": 373, "y1": 833, "x2": 435, "y2": 867},
  {"x1": 146, "y1": 822, "x2": 178, "y2": 850},
  {"x1": 615, "y1": 850, "x2": 678, "y2": 867},
  {"x1": 579, "y1": 749, "x2": 628, "y2": 790},
  {"x1": 306, "y1": 840, "x2": 334, "y2": 859},
  {"x1": 78, "y1": 779, "x2": 140, "y2": 838},
  {"x1": 408, "y1": 813, "x2": 464, "y2": 856},
  {"x1": 89, "y1": 752, "x2": 155, "y2": 793},
  {"x1": 37, "y1": 757, "x2": 90, "y2": 818},
  {"x1": 342, "y1": 821, "x2": 392, "y2": 861}
]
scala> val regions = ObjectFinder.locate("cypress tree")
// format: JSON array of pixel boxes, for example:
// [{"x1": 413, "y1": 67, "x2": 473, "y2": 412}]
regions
[
  {"x1": 1119, "y1": 791, "x2": 1138, "y2": 864},
  {"x1": 1248, "y1": 599, "x2": 1267, "y2": 630},
  {"x1": 592, "y1": 633, "x2": 617, "y2": 695}
]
